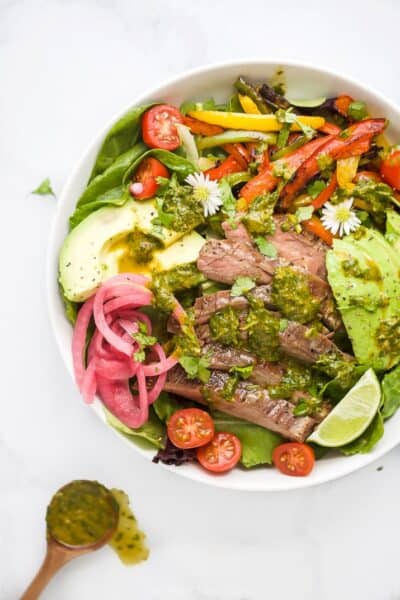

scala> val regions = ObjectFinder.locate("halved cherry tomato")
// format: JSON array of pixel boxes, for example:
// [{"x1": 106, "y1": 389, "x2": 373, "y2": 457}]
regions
[
  {"x1": 205, "y1": 155, "x2": 242, "y2": 181},
  {"x1": 142, "y1": 104, "x2": 183, "y2": 150},
  {"x1": 380, "y1": 149, "x2": 400, "y2": 190},
  {"x1": 197, "y1": 432, "x2": 242, "y2": 473},
  {"x1": 167, "y1": 408, "x2": 214, "y2": 450},
  {"x1": 129, "y1": 157, "x2": 169, "y2": 200},
  {"x1": 272, "y1": 443, "x2": 315, "y2": 477}
]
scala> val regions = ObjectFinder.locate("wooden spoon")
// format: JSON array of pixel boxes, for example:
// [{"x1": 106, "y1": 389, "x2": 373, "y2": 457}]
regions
[{"x1": 20, "y1": 481, "x2": 119, "y2": 600}]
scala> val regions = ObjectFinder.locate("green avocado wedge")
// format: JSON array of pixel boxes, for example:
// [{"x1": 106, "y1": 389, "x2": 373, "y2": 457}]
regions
[{"x1": 326, "y1": 227, "x2": 400, "y2": 371}]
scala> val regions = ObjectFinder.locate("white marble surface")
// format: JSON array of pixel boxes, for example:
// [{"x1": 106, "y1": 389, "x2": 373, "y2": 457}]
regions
[{"x1": 2, "y1": 0, "x2": 400, "y2": 598}]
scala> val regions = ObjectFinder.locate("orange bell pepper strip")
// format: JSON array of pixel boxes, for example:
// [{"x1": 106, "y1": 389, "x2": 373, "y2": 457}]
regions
[
  {"x1": 280, "y1": 119, "x2": 386, "y2": 208},
  {"x1": 312, "y1": 173, "x2": 338, "y2": 209},
  {"x1": 183, "y1": 116, "x2": 224, "y2": 136},
  {"x1": 222, "y1": 143, "x2": 251, "y2": 170},
  {"x1": 334, "y1": 95, "x2": 354, "y2": 117},
  {"x1": 239, "y1": 167, "x2": 278, "y2": 206},
  {"x1": 205, "y1": 155, "x2": 243, "y2": 181},
  {"x1": 302, "y1": 216, "x2": 334, "y2": 245}
]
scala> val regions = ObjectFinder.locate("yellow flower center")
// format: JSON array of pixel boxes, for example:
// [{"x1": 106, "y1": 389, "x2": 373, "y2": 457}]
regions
[
  {"x1": 193, "y1": 186, "x2": 209, "y2": 203},
  {"x1": 335, "y1": 206, "x2": 351, "y2": 223}
]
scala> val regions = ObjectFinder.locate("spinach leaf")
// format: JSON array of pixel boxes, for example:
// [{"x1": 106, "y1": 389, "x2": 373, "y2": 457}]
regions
[
  {"x1": 77, "y1": 143, "x2": 147, "y2": 210},
  {"x1": 32, "y1": 178, "x2": 55, "y2": 197},
  {"x1": 104, "y1": 406, "x2": 165, "y2": 449},
  {"x1": 69, "y1": 185, "x2": 129, "y2": 229},
  {"x1": 340, "y1": 411, "x2": 384, "y2": 456},
  {"x1": 90, "y1": 104, "x2": 153, "y2": 179},
  {"x1": 382, "y1": 364, "x2": 400, "y2": 420},
  {"x1": 212, "y1": 411, "x2": 282, "y2": 468},
  {"x1": 123, "y1": 148, "x2": 196, "y2": 184},
  {"x1": 153, "y1": 392, "x2": 183, "y2": 422}
]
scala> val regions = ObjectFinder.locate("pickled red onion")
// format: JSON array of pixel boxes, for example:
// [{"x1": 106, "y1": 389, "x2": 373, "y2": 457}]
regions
[{"x1": 71, "y1": 273, "x2": 182, "y2": 429}]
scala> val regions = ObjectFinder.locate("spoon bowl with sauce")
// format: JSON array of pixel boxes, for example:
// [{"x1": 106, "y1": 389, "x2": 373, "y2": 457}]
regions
[{"x1": 20, "y1": 480, "x2": 119, "y2": 600}]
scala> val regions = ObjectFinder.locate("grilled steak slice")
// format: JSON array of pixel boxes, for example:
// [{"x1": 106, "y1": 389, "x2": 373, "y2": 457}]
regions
[
  {"x1": 193, "y1": 284, "x2": 338, "y2": 331},
  {"x1": 197, "y1": 238, "x2": 279, "y2": 285},
  {"x1": 203, "y1": 342, "x2": 285, "y2": 386},
  {"x1": 268, "y1": 215, "x2": 328, "y2": 279},
  {"x1": 164, "y1": 366, "x2": 317, "y2": 442},
  {"x1": 195, "y1": 317, "x2": 350, "y2": 366},
  {"x1": 222, "y1": 220, "x2": 253, "y2": 245}
]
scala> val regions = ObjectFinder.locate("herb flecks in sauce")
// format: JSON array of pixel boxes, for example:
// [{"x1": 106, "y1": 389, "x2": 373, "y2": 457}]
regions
[
  {"x1": 151, "y1": 263, "x2": 205, "y2": 313},
  {"x1": 242, "y1": 191, "x2": 278, "y2": 235},
  {"x1": 109, "y1": 489, "x2": 149, "y2": 565},
  {"x1": 209, "y1": 305, "x2": 241, "y2": 347},
  {"x1": 153, "y1": 174, "x2": 205, "y2": 234},
  {"x1": 46, "y1": 480, "x2": 119, "y2": 548},
  {"x1": 271, "y1": 266, "x2": 320, "y2": 324},
  {"x1": 376, "y1": 316, "x2": 400, "y2": 360},
  {"x1": 127, "y1": 231, "x2": 161, "y2": 265}
]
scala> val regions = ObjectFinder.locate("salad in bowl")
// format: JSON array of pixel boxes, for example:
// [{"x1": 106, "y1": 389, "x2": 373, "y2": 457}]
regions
[{"x1": 56, "y1": 65, "x2": 400, "y2": 484}]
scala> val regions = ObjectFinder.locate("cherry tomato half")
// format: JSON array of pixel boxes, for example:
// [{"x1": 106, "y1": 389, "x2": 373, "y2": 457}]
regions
[
  {"x1": 142, "y1": 104, "x2": 183, "y2": 150},
  {"x1": 197, "y1": 432, "x2": 242, "y2": 473},
  {"x1": 129, "y1": 157, "x2": 169, "y2": 200},
  {"x1": 272, "y1": 443, "x2": 315, "y2": 477},
  {"x1": 380, "y1": 149, "x2": 400, "y2": 190},
  {"x1": 167, "y1": 408, "x2": 214, "y2": 450}
]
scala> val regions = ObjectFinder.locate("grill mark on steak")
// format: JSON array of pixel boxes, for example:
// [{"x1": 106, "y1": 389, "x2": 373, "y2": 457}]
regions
[{"x1": 163, "y1": 366, "x2": 317, "y2": 443}]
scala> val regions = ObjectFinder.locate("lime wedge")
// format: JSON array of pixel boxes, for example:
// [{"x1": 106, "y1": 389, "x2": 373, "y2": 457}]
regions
[
  {"x1": 308, "y1": 368, "x2": 381, "y2": 447},
  {"x1": 286, "y1": 96, "x2": 326, "y2": 108}
]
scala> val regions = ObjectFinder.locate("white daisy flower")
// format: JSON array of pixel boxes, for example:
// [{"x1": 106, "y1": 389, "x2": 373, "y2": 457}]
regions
[
  {"x1": 185, "y1": 172, "x2": 222, "y2": 217},
  {"x1": 320, "y1": 198, "x2": 361, "y2": 237}
]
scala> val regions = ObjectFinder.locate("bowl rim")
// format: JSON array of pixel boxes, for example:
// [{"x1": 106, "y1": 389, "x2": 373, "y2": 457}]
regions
[{"x1": 47, "y1": 58, "x2": 400, "y2": 492}]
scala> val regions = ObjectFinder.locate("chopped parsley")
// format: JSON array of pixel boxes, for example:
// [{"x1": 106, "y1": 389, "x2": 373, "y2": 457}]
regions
[
  {"x1": 131, "y1": 322, "x2": 157, "y2": 362},
  {"x1": 179, "y1": 355, "x2": 211, "y2": 383},
  {"x1": 32, "y1": 177, "x2": 55, "y2": 197},
  {"x1": 229, "y1": 365, "x2": 254, "y2": 379}
]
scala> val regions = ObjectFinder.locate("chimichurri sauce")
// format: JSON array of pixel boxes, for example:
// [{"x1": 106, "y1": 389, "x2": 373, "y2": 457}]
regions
[
  {"x1": 46, "y1": 480, "x2": 119, "y2": 548},
  {"x1": 109, "y1": 489, "x2": 149, "y2": 565},
  {"x1": 271, "y1": 266, "x2": 320, "y2": 324}
]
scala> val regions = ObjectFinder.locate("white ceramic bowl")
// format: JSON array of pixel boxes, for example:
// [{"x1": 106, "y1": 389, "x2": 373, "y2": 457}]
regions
[{"x1": 47, "y1": 60, "x2": 400, "y2": 492}]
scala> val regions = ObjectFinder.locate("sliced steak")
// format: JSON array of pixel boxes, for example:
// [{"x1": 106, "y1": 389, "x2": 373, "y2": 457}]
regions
[
  {"x1": 203, "y1": 342, "x2": 285, "y2": 386},
  {"x1": 197, "y1": 238, "x2": 278, "y2": 285},
  {"x1": 163, "y1": 366, "x2": 317, "y2": 442},
  {"x1": 268, "y1": 215, "x2": 328, "y2": 279},
  {"x1": 195, "y1": 317, "x2": 350, "y2": 366},
  {"x1": 221, "y1": 220, "x2": 253, "y2": 245}
]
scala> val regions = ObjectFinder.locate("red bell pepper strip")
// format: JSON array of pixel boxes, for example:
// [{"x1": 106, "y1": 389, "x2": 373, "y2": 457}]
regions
[
  {"x1": 303, "y1": 216, "x2": 334, "y2": 245},
  {"x1": 183, "y1": 116, "x2": 224, "y2": 136},
  {"x1": 222, "y1": 143, "x2": 251, "y2": 170},
  {"x1": 205, "y1": 155, "x2": 243, "y2": 181},
  {"x1": 319, "y1": 122, "x2": 341, "y2": 135},
  {"x1": 239, "y1": 167, "x2": 278, "y2": 205},
  {"x1": 353, "y1": 170, "x2": 382, "y2": 183},
  {"x1": 312, "y1": 173, "x2": 338, "y2": 209},
  {"x1": 280, "y1": 118, "x2": 386, "y2": 208},
  {"x1": 280, "y1": 135, "x2": 336, "y2": 172}
]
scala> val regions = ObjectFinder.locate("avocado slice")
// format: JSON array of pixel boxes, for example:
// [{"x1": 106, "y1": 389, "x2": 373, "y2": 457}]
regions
[
  {"x1": 326, "y1": 228, "x2": 400, "y2": 371},
  {"x1": 59, "y1": 199, "x2": 206, "y2": 303}
]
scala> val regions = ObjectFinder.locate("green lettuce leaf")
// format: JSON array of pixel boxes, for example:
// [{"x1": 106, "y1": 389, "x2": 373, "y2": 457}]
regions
[
  {"x1": 382, "y1": 364, "x2": 400, "y2": 420},
  {"x1": 340, "y1": 412, "x2": 384, "y2": 456},
  {"x1": 212, "y1": 411, "x2": 282, "y2": 468},
  {"x1": 104, "y1": 406, "x2": 165, "y2": 449},
  {"x1": 153, "y1": 392, "x2": 184, "y2": 422},
  {"x1": 69, "y1": 185, "x2": 129, "y2": 229},
  {"x1": 90, "y1": 104, "x2": 154, "y2": 179}
]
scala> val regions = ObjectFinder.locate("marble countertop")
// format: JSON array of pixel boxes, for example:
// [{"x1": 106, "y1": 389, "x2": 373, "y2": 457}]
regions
[{"x1": 2, "y1": 0, "x2": 400, "y2": 598}]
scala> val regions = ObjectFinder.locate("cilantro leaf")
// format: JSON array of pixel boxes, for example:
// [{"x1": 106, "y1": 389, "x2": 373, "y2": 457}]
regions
[
  {"x1": 296, "y1": 205, "x2": 314, "y2": 222},
  {"x1": 131, "y1": 322, "x2": 157, "y2": 362},
  {"x1": 229, "y1": 365, "x2": 254, "y2": 379},
  {"x1": 219, "y1": 178, "x2": 237, "y2": 225},
  {"x1": 32, "y1": 178, "x2": 55, "y2": 197},
  {"x1": 231, "y1": 276, "x2": 256, "y2": 297},
  {"x1": 179, "y1": 355, "x2": 211, "y2": 383},
  {"x1": 279, "y1": 318, "x2": 288, "y2": 332},
  {"x1": 307, "y1": 179, "x2": 327, "y2": 199},
  {"x1": 255, "y1": 237, "x2": 277, "y2": 258}
]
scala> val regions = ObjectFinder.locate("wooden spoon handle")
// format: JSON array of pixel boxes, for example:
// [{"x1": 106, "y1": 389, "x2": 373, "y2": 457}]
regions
[{"x1": 20, "y1": 541, "x2": 73, "y2": 600}]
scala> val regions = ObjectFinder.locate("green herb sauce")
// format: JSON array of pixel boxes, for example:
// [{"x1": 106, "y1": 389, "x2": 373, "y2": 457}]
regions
[
  {"x1": 209, "y1": 305, "x2": 241, "y2": 346},
  {"x1": 341, "y1": 256, "x2": 382, "y2": 281},
  {"x1": 376, "y1": 316, "x2": 400, "y2": 360},
  {"x1": 268, "y1": 359, "x2": 314, "y2": 399},
  {"x1": 271, "y1": 266, "x2": 320, "y2": 323},
  {"x1": 151, "y1": 263, "x2": 205, "y2": 313},
  {"x1": 127, "y1": 231, "x2": 161, "y2": 264},
  {"x1": 242, "y1": 191, "x2": 278, "y2": 235},
  {"x1": 46, "y1": 480, "x2": 119, "y2": 547},
  {"x1": 154, "y1": 174, "x2": 205, "y2": 234},
  {"x1": 109, "y1": 489, "x2": 149, "y2": 565}
]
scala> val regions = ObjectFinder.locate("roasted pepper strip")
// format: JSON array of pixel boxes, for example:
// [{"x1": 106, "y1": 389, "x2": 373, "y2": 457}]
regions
[
  {"x1": 280, "y1": 118, "x2": 387, "y2": 208},
  {"x1": 311, "y1": 173, "x2": 338, "y2": 209},
  {"x1": 239, "y1": 167, "x2": 278, "y2": 206},
  {"x1": 302, "y1": 216, "x2": 334, "y2": 245},
  {"x1": 188, "y1": 110, "x2": 325, "y2": 132},
  {"x1": 334, "y1": 95, "x2": 354, "y2": 117},
  {"x1": 222, "y1": 143, "x2": 251, "y2": 170},
  {"x1": 319, "y1": 122, "x2": 341, "y2": 135},
  {"x1": 205, "y1": 155, "x2": 243, "y2": 181},
  {"x1": 183, "y1": 116, "x2": 224, "y2": 136}
]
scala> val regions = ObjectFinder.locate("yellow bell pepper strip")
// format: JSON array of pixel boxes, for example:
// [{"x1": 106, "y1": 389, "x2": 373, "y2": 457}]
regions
[
  {"x1": 196, "y1": 129, "x2": 276, "y2": 150},
  {"x1": 234, "y1": 77, "x2": 270, "y2": 113},
  {"x1": 336, "y1": 156, "x2": 360, "y2": 191},
  {"x1": 238, "y1": 94, "x2": 261, "y2": 114},
  {"x1": 188, "y1": 110, "x2": 326, "y2": 132}
]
